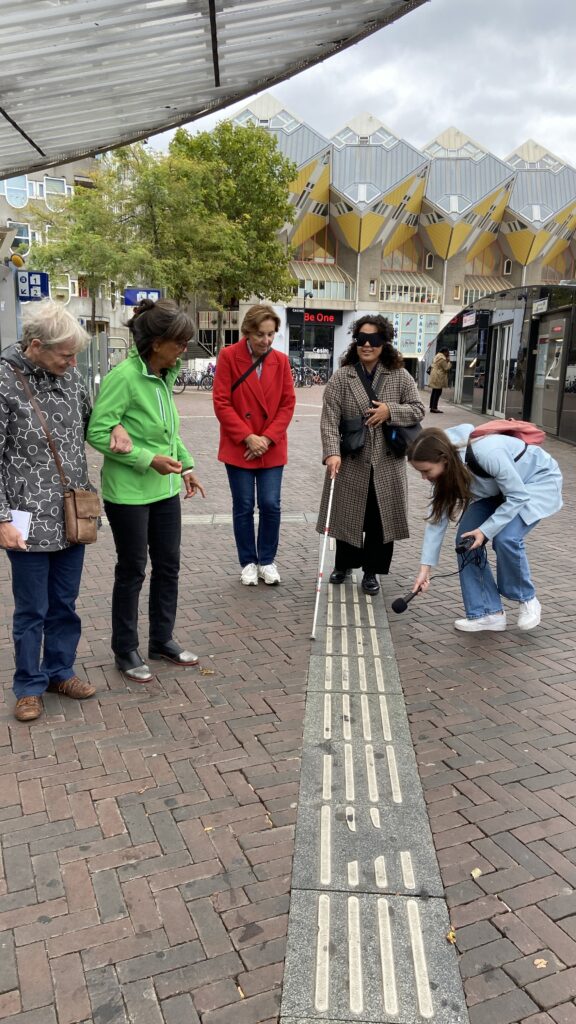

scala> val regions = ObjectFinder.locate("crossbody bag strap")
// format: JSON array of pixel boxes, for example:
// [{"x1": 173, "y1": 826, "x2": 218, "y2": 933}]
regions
[
  {"x1": 465, "y1": 439, "x2": 528, "y2": 479},
  {"x1": 11, "y1": 366, "x2": 69, "y2": 489},
  {"x1": 354, "y1": 362, "x2": 379, "y2": 405},
  {"x1": 231, "y1": 348, "x2": 271, "y2": 393}
]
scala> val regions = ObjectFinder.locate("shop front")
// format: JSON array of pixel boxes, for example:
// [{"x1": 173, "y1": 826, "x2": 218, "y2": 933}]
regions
[
  {"x1": 429, "y1": 285, "x2": 576, "y2": 444},
  {"x1": 287, "y1": 307, "x2": 342, "y2": 376}
]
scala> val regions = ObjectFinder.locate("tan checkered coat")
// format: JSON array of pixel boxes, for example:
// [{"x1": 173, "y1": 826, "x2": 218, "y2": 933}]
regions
[{"x1": 316, "y1": 364, "x2": 425, "y2": 546}]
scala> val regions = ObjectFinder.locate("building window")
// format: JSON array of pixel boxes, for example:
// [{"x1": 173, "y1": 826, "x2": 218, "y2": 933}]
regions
[
  {"x1": 503, "y1": 258, "x2": 512, "y2": 275},
  {"x1": 44, "y1": 176, "x2": 67, "y2": 211},
  {"x1": 7, "y1": 221, "x2": 31, "y2": 254},
  {"x1": 5, "y1": 176, "x2": 28, "y2": 209},
  {"x1": 425, "y1": 252, "x2": 434, "y2": 270},
  {"x1": 379, "y1": 279, "x2": 441, "y2": 304},
  {"x1": 294, "y1": 226, "x2": 337, "y2": 264},
  {"x1": 52, "y1": 275, "x2": 71, "y2": 304}
]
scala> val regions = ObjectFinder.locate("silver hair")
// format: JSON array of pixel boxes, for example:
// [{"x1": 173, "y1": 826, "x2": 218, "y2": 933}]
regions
[{"x1": 21, "y1": 300, "x2": 90, "y2": 352}]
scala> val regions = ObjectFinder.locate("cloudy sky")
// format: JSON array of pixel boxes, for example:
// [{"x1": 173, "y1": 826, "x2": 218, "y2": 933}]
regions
[{"x1": 152, "y1": 0, "x2": 576, "y2": 165}]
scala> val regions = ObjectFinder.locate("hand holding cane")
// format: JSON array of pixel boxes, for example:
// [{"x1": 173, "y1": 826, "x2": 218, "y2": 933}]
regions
[{"x1": 311, "y1": 474, "x2": 336, "y2": 640}]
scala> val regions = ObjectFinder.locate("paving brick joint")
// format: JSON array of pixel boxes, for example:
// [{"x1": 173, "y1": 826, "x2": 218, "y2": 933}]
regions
[{"x1": 0, "y1": 388, "x2": 574, "y2": 1023}]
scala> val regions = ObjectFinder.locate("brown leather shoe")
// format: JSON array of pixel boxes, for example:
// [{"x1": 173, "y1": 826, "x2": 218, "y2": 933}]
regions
[
  {"x1": 46, "y1": 677, "x2": 96, "y2": 699},
  {"x1": 14, "y1": 696, "x2": 43, "y2": 722}
]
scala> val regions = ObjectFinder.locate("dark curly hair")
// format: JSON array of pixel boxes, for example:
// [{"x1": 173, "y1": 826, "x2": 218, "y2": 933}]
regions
[{"x1": 341, "y1": 314, "x2": 403, "y2": 369}]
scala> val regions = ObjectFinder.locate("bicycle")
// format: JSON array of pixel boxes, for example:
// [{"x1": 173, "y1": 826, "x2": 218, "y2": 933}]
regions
[{"x1": 172, "y1": 369, "x2": 197, "y2": 395}]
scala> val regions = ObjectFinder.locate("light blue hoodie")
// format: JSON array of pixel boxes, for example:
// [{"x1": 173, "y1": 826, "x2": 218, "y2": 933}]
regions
[{"x1": 420, "y1": 423, "x2": 563, "y2": 566}]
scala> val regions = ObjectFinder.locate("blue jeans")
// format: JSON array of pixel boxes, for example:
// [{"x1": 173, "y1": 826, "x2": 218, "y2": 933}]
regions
[
  {"x1": 7, "y1": 545, "x2": 85, "y2": 698},
  {"x1": 225, "y1": 465, "x2": 283, "y2": 567},
  {"x1": 457, "y1": 497, "x2": 538, "y2": 619}
]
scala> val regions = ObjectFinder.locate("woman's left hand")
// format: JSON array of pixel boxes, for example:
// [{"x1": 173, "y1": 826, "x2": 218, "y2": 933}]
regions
[
  {"x1": 182, "y1": 471, "x2": 207, "y2": 499},
  {"x1": 109, "y1": 424, "x2": 133, "y2": 453},
  {"x1": 365, "y1": 401, "x2": 390, "y2": 427},
  {"x1": 461, "y1": 529, "x2": 487, "y2": 550}
]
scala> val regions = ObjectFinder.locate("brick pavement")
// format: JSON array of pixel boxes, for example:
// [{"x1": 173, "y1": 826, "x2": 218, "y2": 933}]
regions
[{"x1": 0, "y1": 385, "x2": 574, "y2": 1022}]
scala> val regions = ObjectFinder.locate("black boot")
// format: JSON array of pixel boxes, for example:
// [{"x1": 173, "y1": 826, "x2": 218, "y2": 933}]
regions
[
  {"x1": 329, "y1": 568, "x2": 351, "y2": 584},
  {"x1": 361, "y1": 573, "x2": 380, "y2": 596}
]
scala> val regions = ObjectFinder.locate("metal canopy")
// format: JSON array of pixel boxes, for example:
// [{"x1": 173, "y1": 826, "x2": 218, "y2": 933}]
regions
[{"x1": 0, "y1": 0, "x2": 426, "y2": 178}]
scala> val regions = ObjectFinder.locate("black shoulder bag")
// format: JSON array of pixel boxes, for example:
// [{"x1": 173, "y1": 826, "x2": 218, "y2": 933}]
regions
[{"x1": 354, "y1": 365, "x2": 422, "y2": 459}]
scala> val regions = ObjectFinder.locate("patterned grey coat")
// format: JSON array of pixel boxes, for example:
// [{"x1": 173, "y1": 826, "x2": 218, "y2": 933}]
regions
[
  {"x1": 317, "y1": 364, "x2": 425, "y2": 546},
  {"x1": 0, "y1": 345, "x2": 93, "y2": 552}
]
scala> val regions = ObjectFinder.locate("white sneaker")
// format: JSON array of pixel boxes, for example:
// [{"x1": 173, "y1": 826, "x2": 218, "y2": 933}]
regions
[
  {"x1": 454, "y1": 612, "x2": 507, "y2": 632},
  {"x1": 240, "y1": 563, "x2": 258, "y2": 586},
  {"x1": 258, "y1": 563, "x2": 281, "y2": 585},
  {"x1": 517, "y1": 597, "x2": 541, "y2": 630}
]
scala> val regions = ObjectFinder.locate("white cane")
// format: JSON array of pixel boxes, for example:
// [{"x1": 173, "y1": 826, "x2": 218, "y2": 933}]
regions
[{"x1": 311, "y1": 474, "x2": 336, "y2": 640}]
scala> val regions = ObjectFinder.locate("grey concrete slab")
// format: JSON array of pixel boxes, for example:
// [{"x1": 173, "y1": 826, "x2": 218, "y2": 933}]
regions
[
  {"x1": 312, "y1": 583, "x2": 398, "y2": 661},
  {"x1": 306, "y1": 654, "x2": 402, "y2": 694},
  {"x1": 293, "y1": 692, "x2": 442, "y2": 896},
  {"x1": 292, "y1": 793, "x2": 443, "y2": 896},
  {"x1": 281, "y1": 890, "x2": 467, "y2": 1024}
]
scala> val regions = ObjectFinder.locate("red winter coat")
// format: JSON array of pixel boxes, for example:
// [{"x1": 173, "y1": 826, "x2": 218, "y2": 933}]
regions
[{"x1": 213, "y1": 340, "x2": 296, "y2": 469}]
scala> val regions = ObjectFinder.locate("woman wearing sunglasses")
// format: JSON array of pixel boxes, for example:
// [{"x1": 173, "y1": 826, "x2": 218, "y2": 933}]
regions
[{"x1": 317, "y1": 315, "x2": 425, "y2": 595}]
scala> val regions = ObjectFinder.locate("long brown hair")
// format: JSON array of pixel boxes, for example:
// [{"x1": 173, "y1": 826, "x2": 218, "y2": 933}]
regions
[{"x1": 407, "y1": 428, "x2": 473, "y2": 523}]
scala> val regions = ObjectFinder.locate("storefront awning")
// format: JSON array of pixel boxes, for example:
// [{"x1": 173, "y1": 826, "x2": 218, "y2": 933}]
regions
[
  {"x1": 464, "y1": 275, "x2": 510, "y2": 295},
  {"x1": 0, "y1": 1, "x2": 427, "y2": 177},
  {"x1": 380, "y1": 271, "x2": 441, "y2": 303},
  {"x1": 290, "y1": 261, "x2": 355, "y2": 286}
]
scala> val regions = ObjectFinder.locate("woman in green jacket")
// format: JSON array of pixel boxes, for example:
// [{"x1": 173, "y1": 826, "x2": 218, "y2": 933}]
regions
[{"x1": 87, "y1": 299, "x2": 205, "y2": 682}]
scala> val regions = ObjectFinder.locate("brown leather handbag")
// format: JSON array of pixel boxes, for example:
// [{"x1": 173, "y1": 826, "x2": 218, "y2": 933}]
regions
[{"x1": 12, "y1": 367, "x2": 100, "y2": 545}]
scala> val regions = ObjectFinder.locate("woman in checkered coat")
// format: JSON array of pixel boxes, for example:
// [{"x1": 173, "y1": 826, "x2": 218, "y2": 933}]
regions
[{"x1": 317, "y1": 316, "x2": 425, "y2": 595}]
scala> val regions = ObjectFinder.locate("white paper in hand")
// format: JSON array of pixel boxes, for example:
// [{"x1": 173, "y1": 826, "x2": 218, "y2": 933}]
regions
[{"x1": 9, "y1": 510, "x2": 32, "y2": 541}]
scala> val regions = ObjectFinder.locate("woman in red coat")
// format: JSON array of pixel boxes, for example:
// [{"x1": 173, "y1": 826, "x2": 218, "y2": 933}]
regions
[{"x1": 213, "y1": 304, "x2": 296, "y2": 585}]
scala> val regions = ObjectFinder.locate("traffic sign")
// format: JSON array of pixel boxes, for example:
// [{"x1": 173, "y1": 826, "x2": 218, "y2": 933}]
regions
[
  {"x1": 17, "y1": 271, "x2": 49, "y2": 301},
  {"x1": 124, "y1": 287, "x2": 161, "y2": 306}
]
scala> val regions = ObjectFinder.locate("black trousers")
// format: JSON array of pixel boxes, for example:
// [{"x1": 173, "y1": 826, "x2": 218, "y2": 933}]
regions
[
  {"x1": 335, "y1": 472, "x2": 394, "y2": 575},
  {"x1": 104, "y1": 496, "x2": 181, "y2": 655},
  {"x1": 429, "y1": 388, "x2": 442, "y2": 410}
]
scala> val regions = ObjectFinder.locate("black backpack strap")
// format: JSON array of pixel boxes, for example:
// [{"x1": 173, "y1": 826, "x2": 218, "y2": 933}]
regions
[
  {"x1": 465, "y1": 439, "x2": 528, "y2": 479},
  {"x1": 231, "y1": 348, "x2": 271, "y2": 393}
]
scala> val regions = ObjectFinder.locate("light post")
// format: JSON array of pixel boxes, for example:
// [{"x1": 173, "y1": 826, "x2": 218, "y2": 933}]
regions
[{"x1": 302, "y1": 290, "x2": 313, "y2": 368}]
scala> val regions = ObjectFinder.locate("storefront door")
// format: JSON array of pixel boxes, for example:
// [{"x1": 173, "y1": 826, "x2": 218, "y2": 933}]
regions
[
  {"x1": 530, "y1": 317, "x2": 565, "y2": 434},
  {"x1": 288, "y1": 324, "x2": 334, "y2": 375},
  {"x1": 487, "y1": 324, "x2": 512, "y2": 416},
  {"x1": 454, "y1": 331, "x2": 478, "y2": 406}
]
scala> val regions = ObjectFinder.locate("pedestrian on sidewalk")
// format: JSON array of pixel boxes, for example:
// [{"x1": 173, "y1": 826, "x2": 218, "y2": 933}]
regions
[
  {"x1": 0, "y1": 301, "x2": 97, "y2": 721},
  {"x1": 87, "y1": 299, "x2": 206, "y2": 683},
  {"x1": 318, "y1": 315, "x2": 425, "y2": 596},
  {"x1": 408, "y1": 424, "x2": 563, "y2": 632},
  {"x1": 428, "y1": 347, "x2": 451, "y2": 413},
  {"x1": 213, "y1": 304, "x2": 295, "y2": 587}
]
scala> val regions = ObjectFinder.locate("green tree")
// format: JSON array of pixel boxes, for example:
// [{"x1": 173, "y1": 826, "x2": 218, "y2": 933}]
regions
[
  {"x1": 28, "y1": 164, "x2": 143, "y2": 337},
  {"x1": 170, "y1": 120, "x2": 296, "y2": 345}
]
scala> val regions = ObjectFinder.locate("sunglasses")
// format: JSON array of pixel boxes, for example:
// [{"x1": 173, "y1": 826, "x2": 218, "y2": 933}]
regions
[{"x1": 356, "y1": 332, "x2": 384, "y2": 348}]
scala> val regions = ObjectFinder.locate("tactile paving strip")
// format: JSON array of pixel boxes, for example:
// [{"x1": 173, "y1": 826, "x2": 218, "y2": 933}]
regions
[
  {"x1": 282, "y1": 891, "x2": 468, "y2": 1024},
  {"x1": 281, "y1": 568, "x2": 468, "y2": 1023}
]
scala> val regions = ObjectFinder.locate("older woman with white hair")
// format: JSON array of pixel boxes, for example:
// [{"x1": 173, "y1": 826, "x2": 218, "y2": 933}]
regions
[{"x1": 0, "y1": 299, "x2": 98, "y2": 721}]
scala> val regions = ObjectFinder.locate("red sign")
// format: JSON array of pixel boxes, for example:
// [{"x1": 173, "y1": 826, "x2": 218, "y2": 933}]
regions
[{"x1": 304, "y1": 311, "x2": 335, "y2": 323}]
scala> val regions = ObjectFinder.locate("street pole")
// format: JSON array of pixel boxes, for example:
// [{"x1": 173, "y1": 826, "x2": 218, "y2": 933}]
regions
[{"x1": 302, "y1": 290, "x2": 313, "y2": 368}]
